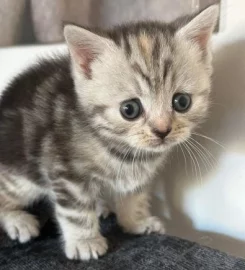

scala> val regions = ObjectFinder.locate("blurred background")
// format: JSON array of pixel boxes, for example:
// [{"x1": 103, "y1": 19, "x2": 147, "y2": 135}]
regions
[{"x1": 0, "y1": 0, "x2": 219, "y2": 46}]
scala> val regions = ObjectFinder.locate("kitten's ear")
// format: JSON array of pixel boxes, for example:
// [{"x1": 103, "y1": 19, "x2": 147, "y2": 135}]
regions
[
  {"x1": 64, "y1": 25, "x2": 112, "y2": 79},
  {"x1": 177, "y1": 5, "x2": 219, "y2": 52}
]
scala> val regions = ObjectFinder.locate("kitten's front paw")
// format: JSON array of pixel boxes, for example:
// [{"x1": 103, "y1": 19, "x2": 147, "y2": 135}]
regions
[
  {"x1": 2, "y1": 211, "x2": 40, "y2": 243},
  {"x1": 65, "y1": 235, "x2": 108, "y2": 261},
  {"x1": 123, "y1": 216, "x2": 165, "y2": 235}
]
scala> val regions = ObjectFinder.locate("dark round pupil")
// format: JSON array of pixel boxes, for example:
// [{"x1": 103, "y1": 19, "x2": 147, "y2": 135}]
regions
[
  {"x1": 125, "y1": 104, "x2": 135, "y2": 116},
  {"x1": 178, "y1": 96, "x2": 188, "y2": 108}
]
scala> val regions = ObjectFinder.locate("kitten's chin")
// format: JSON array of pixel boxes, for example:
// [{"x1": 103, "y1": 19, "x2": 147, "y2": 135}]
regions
[
  {"x1": 144, "y1": 140, "x2": 174, "y2": 153},
  {"x1": 145, "y1": 137, "x2": 188, "y2": 153}
]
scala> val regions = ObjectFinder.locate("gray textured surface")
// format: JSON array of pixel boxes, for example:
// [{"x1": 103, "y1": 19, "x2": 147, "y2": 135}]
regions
[{"x1": 0, "y1": 214, "x2": 244, "y2": 270}]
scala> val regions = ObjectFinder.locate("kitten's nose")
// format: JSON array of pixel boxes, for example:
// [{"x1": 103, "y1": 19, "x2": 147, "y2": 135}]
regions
[
  {"x1": 152, "y1": 127, "x2": 172, "y2": 140},
  {"x1": 151, "y1": 118, "x2": 172, "y2": 140}
]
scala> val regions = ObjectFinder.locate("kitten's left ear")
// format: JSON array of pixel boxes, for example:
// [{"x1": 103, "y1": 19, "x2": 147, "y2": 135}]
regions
[{"x1": 177, "y1": 5, "x2": 219, "y2": 52}]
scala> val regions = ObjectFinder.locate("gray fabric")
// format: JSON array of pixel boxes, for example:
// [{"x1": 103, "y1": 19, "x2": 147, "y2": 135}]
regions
[
  {"x1": 0, "y1": 0, "x2": 220, "y2": 46},
  {"x1": 0, "y1": 213, "x2": 244, "y2": 270}
]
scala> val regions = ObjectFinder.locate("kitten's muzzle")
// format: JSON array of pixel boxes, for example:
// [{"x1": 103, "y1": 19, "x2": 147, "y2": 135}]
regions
[
  {"x1": 150, "y1": 117, "x2": 172, "y2": 141},
  {"x1": 151, "y1": 127, "x2": 172, "y2": 140}
]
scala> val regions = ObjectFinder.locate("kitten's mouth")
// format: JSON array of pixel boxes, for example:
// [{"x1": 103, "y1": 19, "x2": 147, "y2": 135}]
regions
[
  {"x1": 146, "y1": 136, "x2": 183, "y2": 152},
  {"x1": 146, "y1": 138, "x2": 173, "y2": 151},
  {"x1": 152, "y1": 137, "x2": 173, "y2": 145}
]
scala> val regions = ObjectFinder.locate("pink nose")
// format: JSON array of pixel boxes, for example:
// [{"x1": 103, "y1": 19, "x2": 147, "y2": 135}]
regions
[{"x1": 151, "y1": 118, "x2": 172, "y2": 140}]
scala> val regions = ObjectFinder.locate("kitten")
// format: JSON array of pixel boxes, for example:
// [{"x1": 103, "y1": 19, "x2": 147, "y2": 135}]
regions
[{"x1": 0, "y1": 6, "x2": 218, "y2": 260}]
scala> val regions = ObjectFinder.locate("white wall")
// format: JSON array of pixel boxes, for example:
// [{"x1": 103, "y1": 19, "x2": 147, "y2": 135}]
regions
[
  {"x1": 0, "y1": 44, "x2": 66, "y2": 93},
  {"x1": 154, "y1": 0, "x2": 245, "y2": 257}
]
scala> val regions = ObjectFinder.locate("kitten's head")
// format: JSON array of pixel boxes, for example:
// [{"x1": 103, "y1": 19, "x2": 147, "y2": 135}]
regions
[{"x1": 64, "y1": 5, "x2": 218, "y2": 153}]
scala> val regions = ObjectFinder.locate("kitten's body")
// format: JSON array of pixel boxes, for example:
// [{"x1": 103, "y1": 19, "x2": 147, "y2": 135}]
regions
[
  {"x1": 0, "y1": 6, "x2": 218, "y2": 260},
  {"x1": 0, "y1": 54, "x2": 160, "y2": 195}
]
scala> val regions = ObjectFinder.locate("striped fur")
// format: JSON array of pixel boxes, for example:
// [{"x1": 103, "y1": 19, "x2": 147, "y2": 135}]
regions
[{"x1": 0, "y1": 6, "x2": 218, "y2": 261}]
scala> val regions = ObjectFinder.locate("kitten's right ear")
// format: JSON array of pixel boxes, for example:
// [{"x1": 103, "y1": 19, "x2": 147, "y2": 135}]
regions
[{"x1": 64, "y1": 25, "x2": 112, "y2": 79}]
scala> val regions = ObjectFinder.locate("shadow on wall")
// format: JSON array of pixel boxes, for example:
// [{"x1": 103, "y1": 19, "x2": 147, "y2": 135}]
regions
[{"x1": 153, "y1": 38, "x2": 245, "y2": 257}]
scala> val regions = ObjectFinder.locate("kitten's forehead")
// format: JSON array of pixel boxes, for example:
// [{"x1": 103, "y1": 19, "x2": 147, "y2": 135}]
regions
[
  {"x1": 110, "y1": 25, "x2": 177, "y2": 100},
  {"x1": 107, "y1": 23, "x2": 209, "y2": 98}
]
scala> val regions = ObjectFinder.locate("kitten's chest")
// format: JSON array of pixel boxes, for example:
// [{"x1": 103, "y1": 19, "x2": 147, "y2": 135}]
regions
[
  {"x1": 75, "y1": 140, "x2": 165, "y2": 193},
  {"x1": 100, "y1": 156, "x2": 162, "y2": 193}
]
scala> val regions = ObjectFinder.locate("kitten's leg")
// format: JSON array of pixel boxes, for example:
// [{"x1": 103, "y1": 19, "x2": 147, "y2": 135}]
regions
[
  {"x1": 53, "y1": 177, "x2": 108, "y2": 261},
  {"x1": 115, "y1": 187, "x2": 165, "y2": 235},
  {"x1": 0, "y1": 174, "x2": 40, "y2": 243}
]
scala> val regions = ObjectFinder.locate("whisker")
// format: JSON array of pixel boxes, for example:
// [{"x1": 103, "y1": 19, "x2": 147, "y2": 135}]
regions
[
  {"x1": 189, "y1": 137, "x2": 217, "y2": 167},
  {"x1": 182, "y1": 142, "x2": 196, "y2": 179},
  {"x1": 192, "y1": 132, "x2": 226, "y2": 149},
  {"x1": 184, "y1": 141, "x2": 202, "y2": 186},
  {"x1": 187, "y1": 139, "x2": 212, "y2": 173},
  {"x1": 209, "y1": 101, "x2": 226, "y2": 109},
  {"x1": 186, "y1": 140, "x2": 203, "y2": 186},
  {"x1": 179, "y1": 144, "x2": 188, "y2": 177},
  {"x1": 132, "y1": 146, "x2": 140, "y2": 181}
]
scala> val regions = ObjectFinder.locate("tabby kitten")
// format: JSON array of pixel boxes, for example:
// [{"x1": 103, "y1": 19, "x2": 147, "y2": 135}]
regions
[{"x1": 0, "y1": 6, "x2": 218, "y2": 260}]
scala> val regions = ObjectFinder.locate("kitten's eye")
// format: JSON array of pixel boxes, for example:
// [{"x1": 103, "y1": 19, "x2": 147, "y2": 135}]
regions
[
  {"x1": 172, "y1": 93, "x2": 191, "y2": 113},
  {"x1": 120, "y1": 99, "x2": 142, "y2": 120}
]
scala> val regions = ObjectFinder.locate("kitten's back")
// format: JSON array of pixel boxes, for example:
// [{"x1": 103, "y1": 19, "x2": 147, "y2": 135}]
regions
[{"x1": 0, "y1": 55, "x2": 73, "y2": 167}]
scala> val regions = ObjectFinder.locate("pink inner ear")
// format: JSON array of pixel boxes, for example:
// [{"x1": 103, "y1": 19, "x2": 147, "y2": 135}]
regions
[
  {"x1": 74, "y1": 46, "x2": 97, "y2": 80},
  {"x1": 193, "y1": 28, "x2": 211, "y2": 51}
]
